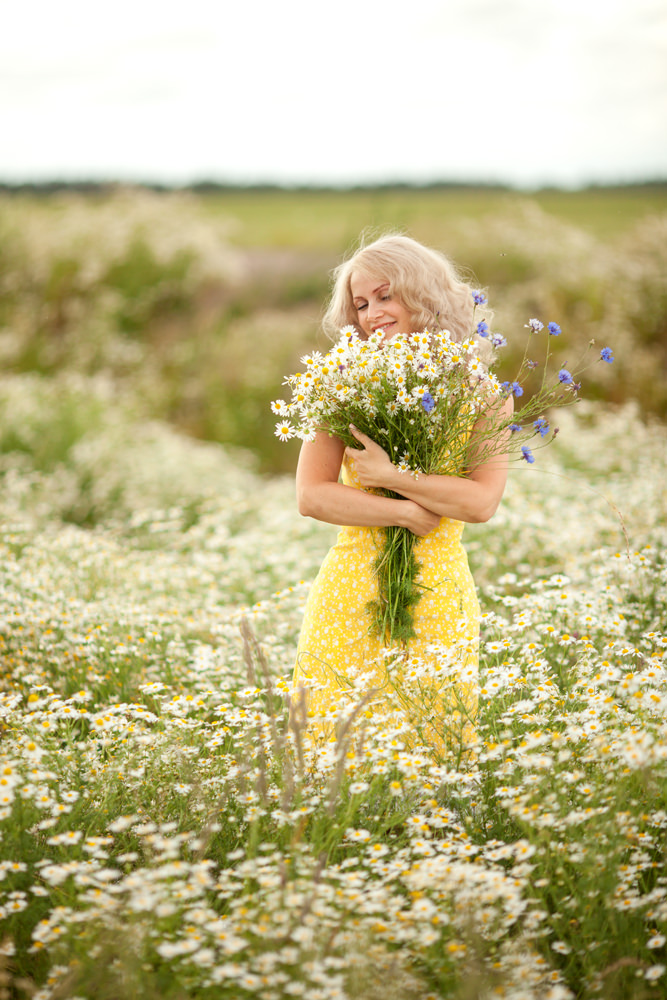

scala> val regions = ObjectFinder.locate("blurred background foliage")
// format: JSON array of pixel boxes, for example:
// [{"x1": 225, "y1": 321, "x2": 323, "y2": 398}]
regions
[{"x1": 0, "y1": 184, "x2": 665, "y2": 473}]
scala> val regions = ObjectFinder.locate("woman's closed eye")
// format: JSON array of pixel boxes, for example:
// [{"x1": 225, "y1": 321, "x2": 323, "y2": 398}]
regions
[{"x1": 356, "y1": 295, "x2": 390, "y2": 312}]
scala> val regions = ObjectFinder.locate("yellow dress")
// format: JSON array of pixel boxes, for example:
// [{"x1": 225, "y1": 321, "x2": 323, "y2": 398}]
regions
[{"x1": 292, "y1": 457, "x2": 480, "y2": 757}]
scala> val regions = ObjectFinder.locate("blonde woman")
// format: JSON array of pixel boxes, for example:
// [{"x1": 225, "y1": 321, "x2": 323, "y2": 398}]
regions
[{"x1": 292, "y1": 234, "x2": 512, "y2": 753}]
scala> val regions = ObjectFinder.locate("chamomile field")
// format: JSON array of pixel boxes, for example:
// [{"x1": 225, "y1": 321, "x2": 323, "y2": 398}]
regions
[{"x1": 0, "y1": 187, "x2": 666, "y2": 999}]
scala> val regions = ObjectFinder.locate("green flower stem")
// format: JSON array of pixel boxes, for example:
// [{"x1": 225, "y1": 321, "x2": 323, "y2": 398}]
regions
[{"x1": 367, "y1": 508, "x2": 422, "y2": 646}]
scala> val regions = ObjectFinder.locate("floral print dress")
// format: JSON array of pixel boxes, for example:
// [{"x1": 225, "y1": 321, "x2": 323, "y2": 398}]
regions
[{"x1": 292, "y1": 456, "x2": 480, "y2": 755}]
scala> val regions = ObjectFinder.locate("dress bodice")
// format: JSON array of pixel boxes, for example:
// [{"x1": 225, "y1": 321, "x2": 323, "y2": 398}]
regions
[{"x1": 339, "y1": 455, "x2": 465, "y2": 554}]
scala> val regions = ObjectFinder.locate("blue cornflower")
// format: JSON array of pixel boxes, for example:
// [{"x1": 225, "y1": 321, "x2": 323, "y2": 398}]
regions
[
  {"x1": 558, "y1": 368, "x2": 574, "y2": 385},
  {"x1": 509, "y1": 423, "x2": 522, "y2": 433},
  {"x1": 472, "y1": 290, "x2": 488, "y2": 306},
  {"x1": 491, "y1": 333, "x2": 507, "y2": 348},
  {"x1": 477, "y1": 320, "x2": 489, "y2": 337},
  {"x1": 521, "y1": 446, "x2": 535, "y2": 463},
  {"x1": 421, "y1": 391, "x2": 435, "y2": 413},
  {"x1": 500, "y1": 381, "x2": 524, "y2": 397},
  {"x1": 548, "y1": 322, "x2": 562, "y2": 336},
  {"x1": 600, "y1": 347, "x2": 614, "y2": 363},
  {"x1": 526, "y1": 318, "x2": 544, "y2": 333},
  {"x1": 534, "y1": 417, "x2": 549, "y2": 437}
]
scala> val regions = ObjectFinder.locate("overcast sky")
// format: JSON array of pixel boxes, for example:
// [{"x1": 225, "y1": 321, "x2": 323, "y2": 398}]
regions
[{"x1": 2, "y1": 0, "x2": 666, "y2": 188}]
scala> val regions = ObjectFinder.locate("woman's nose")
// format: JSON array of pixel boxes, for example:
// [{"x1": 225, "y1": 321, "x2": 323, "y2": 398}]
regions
[{"x1": 367, "y1": 299, "x2": 382, "y2": 322}]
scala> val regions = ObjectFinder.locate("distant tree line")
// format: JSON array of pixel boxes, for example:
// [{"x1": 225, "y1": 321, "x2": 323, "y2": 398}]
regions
[{"x1": 0, "y1": 179, "x2": 665, "y2": 196}]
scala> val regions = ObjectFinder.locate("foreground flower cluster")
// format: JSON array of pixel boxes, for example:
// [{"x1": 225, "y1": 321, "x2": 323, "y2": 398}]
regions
[
  {"x1": 272, "y1": 317, "x2": 607, "y2": 470},
  {"x1": 273, "y1": 326, "x2": 495, "y2": 459},
  {"x1": 0, "y1": 380, "x2": 665, "y2": 999}
]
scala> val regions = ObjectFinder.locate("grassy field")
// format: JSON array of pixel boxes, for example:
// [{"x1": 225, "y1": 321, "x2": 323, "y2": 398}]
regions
[
  {"x1": 0, "y1": 186, "x2": 666, "y2": 998},
  {"x1": 203, "y1": 185, "x2": 667, "y2": 247}
]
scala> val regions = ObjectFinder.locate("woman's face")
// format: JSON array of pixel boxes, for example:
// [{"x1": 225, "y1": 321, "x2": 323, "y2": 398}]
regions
[{"x1": 350, "y1": 271, "x2": 414, "y2": 342}]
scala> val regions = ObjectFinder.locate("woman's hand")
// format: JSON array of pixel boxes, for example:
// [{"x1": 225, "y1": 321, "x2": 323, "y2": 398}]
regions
[
  {"x1": 399, "y1": 500, "x2": 442, "y2": 537},
  {"x1": 344, "y1": 425, "x2": 440, "y2": 535},
  {"x1": 344, "y1": 425, "x2": 397, "y2": 489}
]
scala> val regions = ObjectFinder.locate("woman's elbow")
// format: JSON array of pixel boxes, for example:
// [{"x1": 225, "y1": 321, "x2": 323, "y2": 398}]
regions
[
  {"x1": 467, "y1": 497, "x2": 501, "y2": 524},
  {"x1": 296, "y1": 484, "x2": 319, "y2": 518},
  {"x1": 296, "y1": 491, "x2": 312, "y2": 518},
  {"x1": 464, "y1": 474, "x2": 507, "y2": 523}
]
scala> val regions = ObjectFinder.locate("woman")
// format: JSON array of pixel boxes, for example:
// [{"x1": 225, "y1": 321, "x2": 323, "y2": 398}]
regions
[{"x1": 292, "y1": 234, "x2": 512, "y2": 755}]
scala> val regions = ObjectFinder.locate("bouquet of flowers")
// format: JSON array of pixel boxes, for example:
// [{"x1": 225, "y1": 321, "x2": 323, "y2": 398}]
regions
[{"x1": 272, "y1": 295, "x2": 614, "y2": 645}]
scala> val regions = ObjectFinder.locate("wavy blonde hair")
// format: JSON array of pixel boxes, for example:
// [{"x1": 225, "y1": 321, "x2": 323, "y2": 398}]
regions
[{"x1": 323, "y1": 233, "x2": 489, "y2": 349}]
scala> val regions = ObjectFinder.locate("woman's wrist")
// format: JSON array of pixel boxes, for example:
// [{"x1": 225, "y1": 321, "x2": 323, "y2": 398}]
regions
[
  {"x1": 394, "y1": 498, "x2": 418, "y2": 530},
  {"x1": 378, "y1": 461, "x2": 403, "y2": 493}
]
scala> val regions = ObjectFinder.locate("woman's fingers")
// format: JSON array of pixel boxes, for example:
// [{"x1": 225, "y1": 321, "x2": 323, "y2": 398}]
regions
[
  {"x1": 350, "y1": 425, "x2": 386, "y2": 455},
  {"x1": 349, "y1": 424, "x2": 372, "y2": 445}
]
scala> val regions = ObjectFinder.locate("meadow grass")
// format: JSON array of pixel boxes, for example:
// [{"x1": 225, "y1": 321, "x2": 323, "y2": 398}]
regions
[
  {"x1": 0, "y1": 378, "x2": 665, "y2": 999},
  {"x1": 202, "y1": 186, "x2": 667, "y2": 248}
]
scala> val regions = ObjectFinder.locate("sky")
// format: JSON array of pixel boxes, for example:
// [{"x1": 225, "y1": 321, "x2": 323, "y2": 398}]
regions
[{"x1": 2, "y1": 0, "x2": 666, "y2": 188}]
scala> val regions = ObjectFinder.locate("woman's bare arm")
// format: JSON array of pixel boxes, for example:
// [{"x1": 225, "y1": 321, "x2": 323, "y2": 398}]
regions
[
  {"x1": 343, "y1": 396, "x2": 514, "y2": 524},
  {"x1": 296, "y1": 432, "x2": 441, "y2": 537}
]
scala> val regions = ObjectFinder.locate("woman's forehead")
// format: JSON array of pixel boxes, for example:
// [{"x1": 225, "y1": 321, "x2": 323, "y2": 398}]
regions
[{"x1": 349, "y1": 268, "x2": 391, "y2": 297}]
